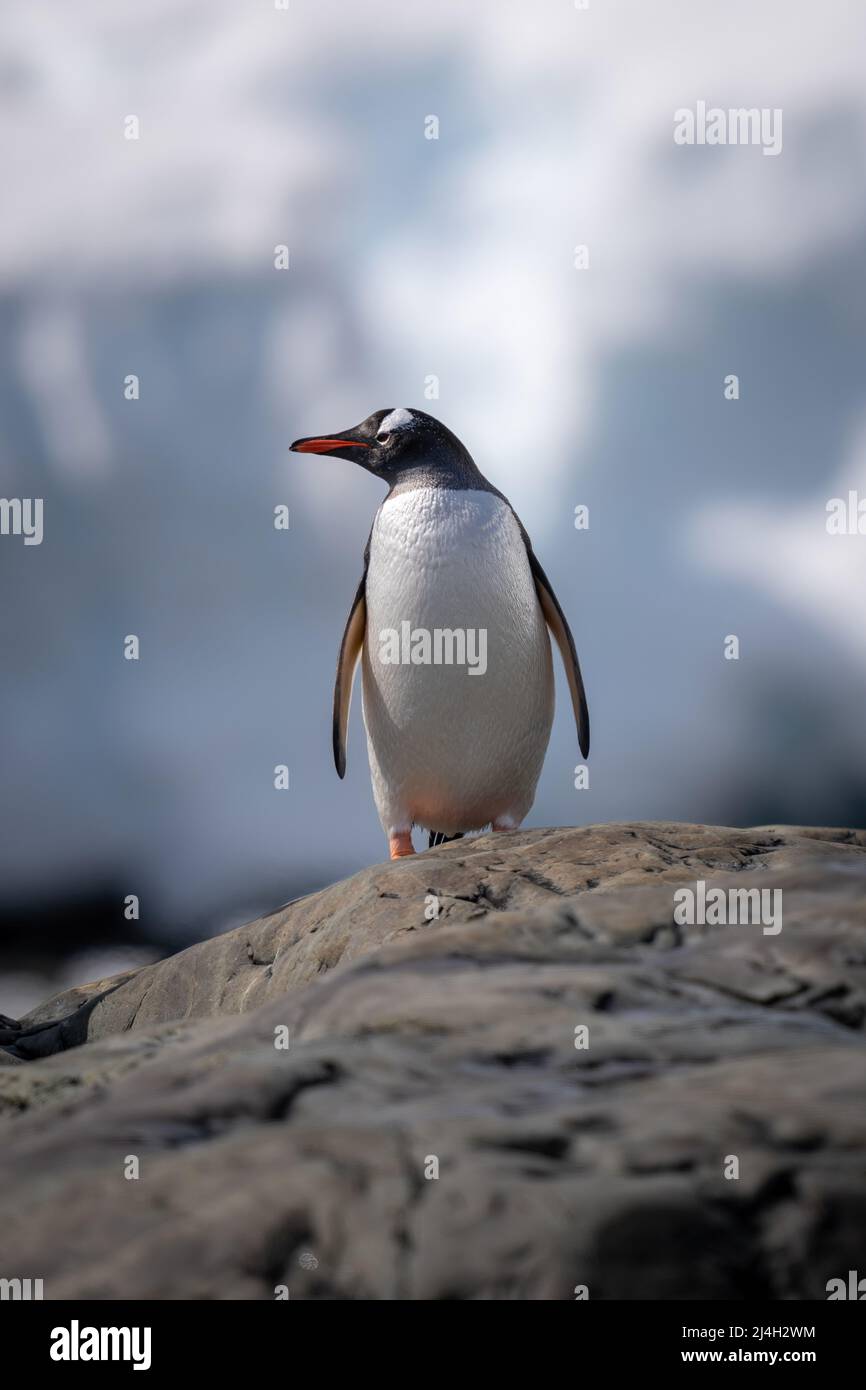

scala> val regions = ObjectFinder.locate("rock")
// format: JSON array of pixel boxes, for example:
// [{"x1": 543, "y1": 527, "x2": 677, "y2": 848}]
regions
[{"x1": 0, "y1": 822, "x2": 864, "y2": 1299}]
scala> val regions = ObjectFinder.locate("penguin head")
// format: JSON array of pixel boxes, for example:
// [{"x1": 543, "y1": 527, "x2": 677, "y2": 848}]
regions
[{"x1": 291, "y1": 408, "x2": 474, "y2": 483}]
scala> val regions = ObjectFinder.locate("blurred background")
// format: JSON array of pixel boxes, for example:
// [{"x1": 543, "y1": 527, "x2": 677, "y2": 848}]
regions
[{"x1": 1, "y1": 0, "x2": 865, "y2": 1013}]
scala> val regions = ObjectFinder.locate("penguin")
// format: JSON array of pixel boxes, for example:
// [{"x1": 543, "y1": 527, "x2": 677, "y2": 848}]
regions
[{"x1": 290, "y1": 408, "x2": 589, "y2": 860}]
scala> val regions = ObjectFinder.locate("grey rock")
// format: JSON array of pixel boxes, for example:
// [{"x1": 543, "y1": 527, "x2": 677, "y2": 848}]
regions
[{"x1": 0, "y1": 822, "x2": 864, "y2": 1299}]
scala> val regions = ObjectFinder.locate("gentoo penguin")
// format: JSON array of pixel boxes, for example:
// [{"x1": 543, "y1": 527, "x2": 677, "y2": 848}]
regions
[{"x1": 291, "y1": 408, "x2": 589, "y2": 860}]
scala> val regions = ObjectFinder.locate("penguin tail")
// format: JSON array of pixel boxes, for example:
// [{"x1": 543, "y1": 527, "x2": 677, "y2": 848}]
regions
[{"x1": 428, "y1": 830, "x2": 464, "y2": 850}]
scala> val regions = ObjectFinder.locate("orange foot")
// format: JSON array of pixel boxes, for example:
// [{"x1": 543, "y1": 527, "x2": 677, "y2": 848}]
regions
[{"x1": 389, "y1": 830, "x2": 415, "y2": 859}]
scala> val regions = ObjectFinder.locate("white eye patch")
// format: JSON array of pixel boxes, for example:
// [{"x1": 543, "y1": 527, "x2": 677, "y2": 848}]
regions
[{"x1": 379, "y1": 407, "x2": 414, "y2": 434}]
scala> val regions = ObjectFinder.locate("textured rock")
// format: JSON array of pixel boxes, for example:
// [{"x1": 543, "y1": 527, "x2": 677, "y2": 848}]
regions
[{"x1": 0, "y1": 822, "x2": 865, "y2": 1299}]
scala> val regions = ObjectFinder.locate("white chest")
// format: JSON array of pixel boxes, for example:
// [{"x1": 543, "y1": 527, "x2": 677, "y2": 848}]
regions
[{"x1": 366, "y1": 487, "x2": 535, "y2": 630}]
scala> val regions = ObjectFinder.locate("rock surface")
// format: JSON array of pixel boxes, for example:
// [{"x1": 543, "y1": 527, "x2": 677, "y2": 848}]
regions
[{"x1": 1, "y1": 822, "x2": 865, "y2": 1299}]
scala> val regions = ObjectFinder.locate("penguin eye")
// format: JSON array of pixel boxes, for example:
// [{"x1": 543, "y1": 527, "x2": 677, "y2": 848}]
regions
[{"x1": 376, "y1": 430, "x2": 391, "y2": 445}]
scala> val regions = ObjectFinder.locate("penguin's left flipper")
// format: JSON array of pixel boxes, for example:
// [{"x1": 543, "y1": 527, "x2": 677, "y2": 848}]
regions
[
  {"x1": 332, "y1": 547, "x2": 369, "y2": 779},
  {"x1": 524, "y1": 542, "x2": 590, "y2": 760}
]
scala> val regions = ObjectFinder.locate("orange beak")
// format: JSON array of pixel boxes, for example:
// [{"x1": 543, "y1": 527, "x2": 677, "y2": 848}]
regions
[{"x1": 290, "y1": 436, "x2": 371, "y2": 454}]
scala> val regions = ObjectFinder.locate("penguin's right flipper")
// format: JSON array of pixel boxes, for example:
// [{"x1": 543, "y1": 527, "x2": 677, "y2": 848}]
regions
[
  {"x1": 521, "y1": 537, "x2": 590, "y2": 760},
  {"x1": 332, "y1": 547, "x2": 369, "y2": 778}
]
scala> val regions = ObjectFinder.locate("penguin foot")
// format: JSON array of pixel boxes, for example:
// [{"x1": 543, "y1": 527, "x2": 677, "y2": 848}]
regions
[
  {"x1": 389, "y1": 831, "x2": 415, "y2": 859},
  {"x1": 492, "y1": 816, "x2": 520, "y2": 833}
]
